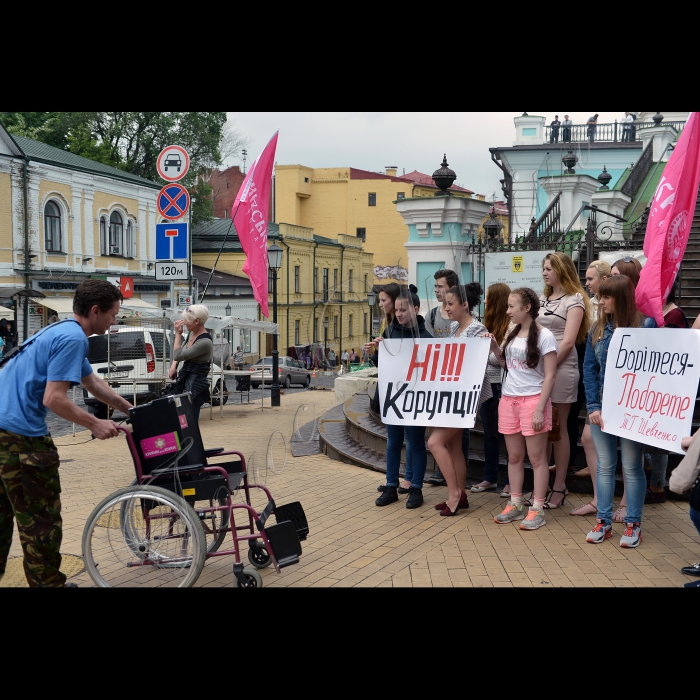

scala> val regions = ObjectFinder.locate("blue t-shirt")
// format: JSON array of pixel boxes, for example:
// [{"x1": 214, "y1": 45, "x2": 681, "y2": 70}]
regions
[{"x1": 0, "y1": 320, "x2": 93, "y2": 437}]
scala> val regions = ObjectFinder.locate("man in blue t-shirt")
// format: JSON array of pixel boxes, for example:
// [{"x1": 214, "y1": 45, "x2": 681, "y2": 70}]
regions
[{"x1": 0, "y1": 280, "x2": 134, "y2": 588}]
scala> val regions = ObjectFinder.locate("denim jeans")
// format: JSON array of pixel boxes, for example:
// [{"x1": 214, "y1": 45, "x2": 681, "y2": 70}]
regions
[
  {"x1": 649, "y1": 454, "x2": 668, "y2": 489},
  {"x1": 590, "y1": 425, "x2": 645, "y2": 524},
  {"x1": 690, "y1": 508, "x2": 700, "y2": 537},
  {"x1": 480, "y1": 384, "x2": 502, "y2": 484},
  {"x1": 386, "y1": 424, "x2": 427, "y2": 489}
]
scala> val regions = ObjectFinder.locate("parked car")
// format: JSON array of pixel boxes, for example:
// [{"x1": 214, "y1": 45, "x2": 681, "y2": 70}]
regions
[
  {"x1": 249, "y1": 356, "x2": 311, "y2": 389},
  {"x1": 84, "y1": 327, "x2": 226, "y2": 418}
]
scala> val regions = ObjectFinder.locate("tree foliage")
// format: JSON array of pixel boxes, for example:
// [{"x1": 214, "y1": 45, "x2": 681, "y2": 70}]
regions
[{"x1": 1, "y1": 111, "x2": 234, "y2": 226}]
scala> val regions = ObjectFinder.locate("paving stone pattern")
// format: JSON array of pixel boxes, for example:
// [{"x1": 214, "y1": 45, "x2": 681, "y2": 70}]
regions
[{"x1": 4, "y1": 390, "x2": 699, "y2": 589}]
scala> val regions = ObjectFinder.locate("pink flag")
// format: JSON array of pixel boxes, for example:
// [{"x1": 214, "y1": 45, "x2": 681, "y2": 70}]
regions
[
  {"x1": 637, "y1": 113, "x2": 700, "y2": 326},
  {"x1": 232, "y1": 131, "x2": 279, "y2": 318}
]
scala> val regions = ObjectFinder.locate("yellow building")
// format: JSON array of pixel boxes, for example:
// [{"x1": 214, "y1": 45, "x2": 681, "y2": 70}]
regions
[
  {"x1": 0, "y1": 122, "x2": 170, "y2": 341},
  {"x1": 275, "y1": 165, "x2": 472, "y2": 286},
  {"x1": 193, "y1": 220, "x2": 375, "y2": 360}
]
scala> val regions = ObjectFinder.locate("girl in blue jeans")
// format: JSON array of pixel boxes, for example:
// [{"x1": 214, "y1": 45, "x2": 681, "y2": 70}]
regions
[
  {"x1": 583, "y1": 275, "x2": 646, "y2": 548},
  {"x1": 369, "y1": 286, "x2": 433, "y2": 510}
]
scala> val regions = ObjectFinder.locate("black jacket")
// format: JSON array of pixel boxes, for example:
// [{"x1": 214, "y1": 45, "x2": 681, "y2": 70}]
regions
[{"x1": 373, "y1": 315, "x2": 433, "y2": 366}]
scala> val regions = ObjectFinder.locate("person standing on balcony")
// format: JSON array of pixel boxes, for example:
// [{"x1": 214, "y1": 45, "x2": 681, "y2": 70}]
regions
[
  {"x1": 621, "y1": 112, "x2": 634, "y2": 141},
  {"x1": 562, "y1": 115, "x2": 573, "y2": 143},
  {"x1": 550, "y1": 116, "x2": 561, "y2": 144},
  {"x1": 587, "y1": 114, "x2": 599, "y2": 143}
]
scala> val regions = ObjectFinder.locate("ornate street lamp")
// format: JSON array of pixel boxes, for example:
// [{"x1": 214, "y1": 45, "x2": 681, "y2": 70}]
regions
[
  {"x1": 367, "y1": 290, "x2": 377, "y2": 343},
  {"x1": 268, "y1": 243, "x2": 283, "y2": 407},
  {"x1": 225, "y1": 303, "x2": 232, "y2": 317},
  {"x1": 653, "y1": 112, "x2": 664, "y2": 126},
  {"x1": 483, "y1": 209, "x2": 504, "y2": 244},
  {"x1": 432, "y1": 155, "x2": 457, "y2": 197}
]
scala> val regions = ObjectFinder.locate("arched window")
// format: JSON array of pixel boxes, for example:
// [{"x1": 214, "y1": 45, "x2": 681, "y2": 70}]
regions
[
  {"x1": 109, "y1": 212, "x2": 123, "y2": 255},
  {"x1": 126, "y1": 221, "x2": 135, "y2": 258},
  {"x1": 45, "y1": 201, "x2": 62, "y2": 252},
  {"x1": 100, "y1": 217, "x2": 107, "y2": 255}
]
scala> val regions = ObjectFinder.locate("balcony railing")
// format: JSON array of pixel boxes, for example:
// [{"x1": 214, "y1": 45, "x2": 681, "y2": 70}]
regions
[{"x1": 544, "y1": 120, "x2": 686, "y2": 145}]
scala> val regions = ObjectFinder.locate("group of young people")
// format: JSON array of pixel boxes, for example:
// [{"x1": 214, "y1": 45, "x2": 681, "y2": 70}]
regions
[{"x1": 368, "y1": 254, "x2": 700, "y2": 565}]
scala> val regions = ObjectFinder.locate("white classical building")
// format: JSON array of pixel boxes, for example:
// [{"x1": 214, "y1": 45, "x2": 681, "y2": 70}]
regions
[{"x1": 492, "y1": 111, "x2": 690, "y2": 239}]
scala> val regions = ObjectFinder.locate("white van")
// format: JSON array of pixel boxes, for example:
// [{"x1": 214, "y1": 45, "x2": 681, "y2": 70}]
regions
[{"x1": 84, "y1": 327, "x2": 226, "y2": 418}]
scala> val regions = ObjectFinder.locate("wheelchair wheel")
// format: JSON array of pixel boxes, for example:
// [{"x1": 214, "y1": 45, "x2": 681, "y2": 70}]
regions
[
  {"x1": 82, "y1": 486, "x2": 207, "y2": 588},
  {"x1": 193, "y1": 486, "x2": 231, "y2": 554},
  {"x1": 237, "y1": 569, "x2": 263, "y2": 589},
  {"x1": 248, "y1": 543, "x2": 272, "y2": 570}
]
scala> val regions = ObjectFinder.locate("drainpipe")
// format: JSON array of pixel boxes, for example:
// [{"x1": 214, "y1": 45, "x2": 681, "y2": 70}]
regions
[
  {"x1": 340, "y1": 242, "x2": 345, "y2": 357},
  {"x1": 22, "y1": 157, "x2": 30, "y2": 341},
  {"x1": 279, "y1": 237, "x2": 290, "y2": 354}
]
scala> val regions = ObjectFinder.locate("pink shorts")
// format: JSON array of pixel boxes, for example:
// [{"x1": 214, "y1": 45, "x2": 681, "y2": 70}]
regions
[{"x1": 499, "y1": 394, "x2": 552, "y2": 437}]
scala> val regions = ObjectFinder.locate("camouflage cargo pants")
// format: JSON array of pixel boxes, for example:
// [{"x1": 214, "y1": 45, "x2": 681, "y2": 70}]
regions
[{"x1": 0, "y1": 430, "x2": 66, "y2": 588}]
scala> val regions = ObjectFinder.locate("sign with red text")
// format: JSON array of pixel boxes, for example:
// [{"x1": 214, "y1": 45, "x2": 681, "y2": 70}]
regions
[
  {"x1": 601, "y1": 328, "x2": 700, "y2": 454},
  {"x1": 378, "y1": 338, "x2": 490, "y2": 429}
]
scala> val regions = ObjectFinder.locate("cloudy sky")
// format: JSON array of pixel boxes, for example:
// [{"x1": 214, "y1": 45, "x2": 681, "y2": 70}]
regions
[{"x1": 226, "y1": 111, "x2": 623, "y2": 198}]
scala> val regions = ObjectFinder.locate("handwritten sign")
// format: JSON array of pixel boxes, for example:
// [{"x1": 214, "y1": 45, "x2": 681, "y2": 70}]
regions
[
  {"x1": 378, "y1": 338, "x2": 490, "y2": 428},
  {"x1": 601, "y1": 328, "x2": 700, "y2": 453}
]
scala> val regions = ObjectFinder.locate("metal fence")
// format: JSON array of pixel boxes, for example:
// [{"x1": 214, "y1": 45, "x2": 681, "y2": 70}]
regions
[{"x1": 544, "y1": 120, "x2": 686, "y2": 145}]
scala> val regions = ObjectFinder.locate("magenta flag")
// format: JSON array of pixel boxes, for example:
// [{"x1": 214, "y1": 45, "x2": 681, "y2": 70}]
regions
[
  {"x1": 637, "y1": 113, "x2": 700, "y2": 326},
  {"x1": 232, "y1": 131, "x2": 279, "y2": 318}
]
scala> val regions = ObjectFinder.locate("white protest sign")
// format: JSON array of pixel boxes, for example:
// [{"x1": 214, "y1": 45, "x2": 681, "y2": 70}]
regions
[
  {"x1": 378, "y1": 337, "x2": 490, "y2": 429},
  {"x1": 601, "y1": 328, "x2": 700, "y2": 454}
]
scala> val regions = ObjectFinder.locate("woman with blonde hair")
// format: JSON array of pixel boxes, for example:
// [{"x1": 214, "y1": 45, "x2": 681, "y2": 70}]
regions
[
  {"x1": 538, "y1": 252, "x2": 592, "y2": 509},
  {"x1": 169, "y1": 305, "x2": 213, "y2": 419}
]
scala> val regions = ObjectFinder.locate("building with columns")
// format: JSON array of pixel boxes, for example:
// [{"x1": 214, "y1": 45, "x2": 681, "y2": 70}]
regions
[
  {"x1": 491, "y1": 111, "x2": 689, "y2": 239},
  {"x1": 0, "y1": 121, "x2": 180, "y2": 342}
]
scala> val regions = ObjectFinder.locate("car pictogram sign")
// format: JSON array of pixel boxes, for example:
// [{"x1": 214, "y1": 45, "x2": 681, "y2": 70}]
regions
[
  {"x1": 156, "y1": 223, "x2": 189, "y2": 261},
  {"x1": 157, "y1": 145, "x2": 190, "y2": 183},
  {"x1": 158, "y1": 184, "x2": 190, "y2": 220}
]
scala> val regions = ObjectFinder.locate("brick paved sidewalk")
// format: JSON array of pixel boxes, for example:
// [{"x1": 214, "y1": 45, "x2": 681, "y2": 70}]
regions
[{"x1": 3, "y1": 392, "x2": 699, "y2": 588}]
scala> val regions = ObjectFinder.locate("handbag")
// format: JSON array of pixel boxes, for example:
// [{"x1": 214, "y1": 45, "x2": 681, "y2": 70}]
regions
[
  {"x1": 669, "y1": 434, "x2": 700, "y2": 494},
  {"x1": 548, "y1": 405, "x2": 561, "y2": 442}
]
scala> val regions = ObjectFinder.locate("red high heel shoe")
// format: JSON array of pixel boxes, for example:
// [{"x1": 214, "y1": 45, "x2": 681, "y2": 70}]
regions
[{"x1": 435, "y1": 492, "x2": 469, "y2": 512}]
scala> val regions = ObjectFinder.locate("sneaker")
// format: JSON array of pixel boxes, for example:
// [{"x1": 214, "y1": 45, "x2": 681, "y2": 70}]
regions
[
  {"x1": 426, "y1": 474, "x2": 447, "y2": 486},
  {"x1": 520, "y1": 508, "x2": 546, "y2": 531},
  {"x1": 620, "y1": 523, "x2": 642, "y2": 548},
  {"x1": 494, "y1": 502, "x2": 527, "y2": 524},
  {"x1": 406, "y1": 488, "x2": 424, "y2": 510},
  {"x1": 586, "y1": 520, "x2": 613, "y2": 544},
  {"x1": 376, "y1": 487, "x2": 399, "y2": 507}
]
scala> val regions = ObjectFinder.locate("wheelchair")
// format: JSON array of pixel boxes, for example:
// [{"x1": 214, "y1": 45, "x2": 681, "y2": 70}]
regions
[{"x1": 81, "y1": 393, "x2": 308, "y2": 588}]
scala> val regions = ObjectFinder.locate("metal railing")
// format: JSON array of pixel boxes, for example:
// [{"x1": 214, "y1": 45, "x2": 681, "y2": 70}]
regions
[
  {"x1": 621, "y1": 140, "x2": 654, "y2": 198},
  {"x1": 526, "y1": 191, "x2": 561, "y2": 243},
  {"x1": 544, "y1": 120, "x2": 686, "y2": 144}
]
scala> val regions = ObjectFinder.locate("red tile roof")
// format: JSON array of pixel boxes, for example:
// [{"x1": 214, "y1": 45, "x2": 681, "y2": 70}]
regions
[
  {"x1": 401, "y1": 170, "x2": 473, "y2": 194},
  {"x1": 349, "y1": 167, "x2": 415, "y2": 184}
]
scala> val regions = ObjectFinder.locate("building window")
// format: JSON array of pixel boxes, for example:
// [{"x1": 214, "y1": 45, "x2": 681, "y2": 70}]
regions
[
  {"x1": 349, "y1": 315, "x2": 353, "y2": 338},
  {"x1": 314, "y1": 268, "x2": 318, "y2": 295},
  {"x1": 348, "y1": 269, "x2": 353, "y2": 293},
  {"x1": 241, "y1": 329, "x2": 252, "y2": 353},
  {"x1": 295, "y1": 320, "x2": 300, "y2": 346},
  {"x1": 364, "y1": 274, "x2": 369, "y2": 294},
  {"x1": 109, "y1": 211, "x2": 124, "y2": 255},
  {"x1": 364, "y1": 313, "x2": 368, "y2": 335},
  {"x1": 44, "y1": 201, "x2": 62, "y2": 252},
  {"x1": 126, "y1": 221, "x2": 135, "y2": 258},
  {"x1": 368, "y1": 193, "x2": 377, "y2": 207},
  {"x1": 356, "y1": 228, "x2": 366, "y2": 242},
  {"x1": 334, "y1": 316, "x2": 338, "y2": 339},
  {"x1": 397, "y1": 192, "x2": 406, "y2": 200},
  {"x1": 333, "y1": 269, "x2": 338, "y2": 294},
  {"x1": 323, "y1": 268, "x2": 329, "y2": 302},
  {"x1": 304, "y1": 177, "x2": 310, "y2": 184},
  {"x1": 224, "y1": 209, "x2": 229, "y2": 219},
  {"x1": 295, "y1": 266, "x2": 300, "y2": 294},
  {"x1": 100, "y1": 217, "x2": 108, "y2": 255}
]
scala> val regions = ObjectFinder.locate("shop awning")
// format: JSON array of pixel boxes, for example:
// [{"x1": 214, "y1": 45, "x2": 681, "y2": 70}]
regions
[
  {"x1": 170, "y1": 312, "x2": 278, "y2": 334},
  {"x1": 0, "y1": 305, "x2": 14, "y2": 319},
  {"x1": 31, "y1": 297, "x2": 164, "y2": 320},
  {"x1": 31, "y1": 297, "x2": 74, "y2": 315}
]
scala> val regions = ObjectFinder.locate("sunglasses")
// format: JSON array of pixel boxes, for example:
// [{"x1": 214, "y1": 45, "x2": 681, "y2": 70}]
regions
[{"x1": 621, "y1": 257, "x2": 634, "y2": 263}]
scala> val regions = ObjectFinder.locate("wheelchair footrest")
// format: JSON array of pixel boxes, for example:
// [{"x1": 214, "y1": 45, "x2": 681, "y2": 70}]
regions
[
  {"x1": 264, "y1": 520, "x2": 302, "y2": 568},
  {"x1": 274, "y1": 502, "x2": 310, "y2": 542}
]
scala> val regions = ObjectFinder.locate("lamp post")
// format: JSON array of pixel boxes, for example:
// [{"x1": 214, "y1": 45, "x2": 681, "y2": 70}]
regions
[
  {"x1": 268, "y1": 243, "x2": 283, "y2": 407},
  {"x1": 225, "y1": 303, "x2": 232, "y2": 317},
  {"x1": 323, "y1": 317, "x2": 329, "y2": 370},
  {"x1": 367, "y1": 291, "x2": 377, "y2": 347}
]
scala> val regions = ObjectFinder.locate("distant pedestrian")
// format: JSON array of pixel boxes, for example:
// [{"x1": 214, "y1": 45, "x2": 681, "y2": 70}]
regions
[
  {"x1": 341, "y1": 349, "x2": 349, "y2": 369},
  {"x1": 562, "y1": 115, "x2": 573, "y2": 143},
  {"x1": 550, "y1": 115, "x2": 561, "y2": 144},
  {"x1": 234, "y1": 346, "x2": 244, "y2": 370},
  {"x1": 0, "y1": 319, "x2": 13, "y2": 353},
  {"x1": 329, "y1": 349, "x2": 336, "y2": 368},
  {"x1": 350, "y1": 349, "x2": 358, "y2": 365},
  {"x1": 621, "y1": 111, "x2": 634, "y2": 142},
  {"x1": 0, "y1": 334, "x2": 5, "y2": 358},
  {"x1": 587, "y1": 114, "x2": 599, "y2": 143},
  {"x1": 0, "y1": 279, "x2": 132, "y2": 588}
]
